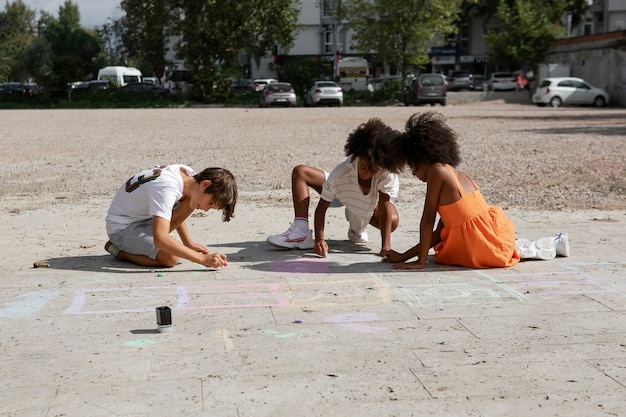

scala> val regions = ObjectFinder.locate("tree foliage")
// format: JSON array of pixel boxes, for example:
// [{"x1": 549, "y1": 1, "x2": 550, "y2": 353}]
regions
[
  {"x1": 0, "y1": 0, "x2": 36, "y2": 81},
  {"x1": 483, "y1": 0, "x2": 567, "y2": 69},
  {"x1": 120, "y1": 0, "x2": 168, "y2": 76},
  {"x1": 341, "y1": 0, "x2": 464, "y2": 88},
  {"x1": 168, "y1": 0, "x2": 300, "y2": 100},
  {"x1": 32, "y1": 1, "x2": 101, "y2": 93}
]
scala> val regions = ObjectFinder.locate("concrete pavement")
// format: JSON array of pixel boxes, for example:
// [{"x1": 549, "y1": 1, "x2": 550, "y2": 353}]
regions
[{"x1": 1, "y1": 198, "x2": 625, "y2": 417}]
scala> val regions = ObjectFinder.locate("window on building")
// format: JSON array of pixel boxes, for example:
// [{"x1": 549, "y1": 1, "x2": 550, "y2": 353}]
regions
[
  {"x1": 324, "y1": 29, "x2": 333, "y2": 54},
  {"x1": 322, "y1": 0, "x2": 332, "y2": 18}
]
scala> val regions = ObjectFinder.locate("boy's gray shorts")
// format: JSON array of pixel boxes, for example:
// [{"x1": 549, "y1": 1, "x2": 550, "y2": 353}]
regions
[{"x1": 108, "y1": 219, "x2": 159, "y2": 260}]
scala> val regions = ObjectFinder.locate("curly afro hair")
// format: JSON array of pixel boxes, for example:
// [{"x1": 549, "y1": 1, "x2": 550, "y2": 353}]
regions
[
  {"x1": 343, "y1": 118, "x2": 402, "y2": 173},
  {"x1": 396, "y1": 111, "x2": 462, "y2": 172}
]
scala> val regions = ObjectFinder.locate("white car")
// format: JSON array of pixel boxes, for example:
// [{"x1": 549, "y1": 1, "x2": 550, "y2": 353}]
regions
[
  {"x1": 304, "y1": 81, "x2": 343, "y2": 107},
  {"x1": 484, "y1": 72, "x2": 517, "y2": 91},
  {"x1": 254, "y1": 78, "x2": 277, "y2": 91},
  {"x1": 532, "y1": 77, "x2": 609, "y2": 108}
]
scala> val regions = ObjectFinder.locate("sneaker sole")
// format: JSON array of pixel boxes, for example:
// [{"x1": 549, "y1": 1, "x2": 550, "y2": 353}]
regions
[
  {"x1": 266, "y1": 238, "x2": 314, "y2": 250},
  {"x1": 534, "y1": 237, "x2": 556, "y2": 260}
]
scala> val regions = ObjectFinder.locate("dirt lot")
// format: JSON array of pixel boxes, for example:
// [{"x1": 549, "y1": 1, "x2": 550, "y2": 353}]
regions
[{"x1": 1, "y1": 102, "x2": 625, "y2": 212}]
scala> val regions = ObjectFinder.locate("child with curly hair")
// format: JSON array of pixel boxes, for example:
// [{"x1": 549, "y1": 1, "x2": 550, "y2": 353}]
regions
[
  {"x1": 267, "y1": 118, "x2": 401, "y2": 258},
  {"x1": 383, "y1": 111, "x2": 568, "y2": 269}
]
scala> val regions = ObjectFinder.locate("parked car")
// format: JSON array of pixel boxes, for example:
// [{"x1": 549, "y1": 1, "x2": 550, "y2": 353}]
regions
[
  {"x1": 447, "y1": 71, "x2": 478, "y2": 91},
  {"x1": 230, "y1": 79, "x2": 256, "y2": 94},
  {"x1": 122, "y1": 82, "x2": 170, "y2": 96},
  {"x1": 303, "y1": 81, "x2": 343, "y2": 107},
  {"x1": 254, "y1": 78, "x2": 277, "y2": 92},
  {"x1": 142, "y1": 77, "x2": 160, "y2": 85},
  {"x1": 483, "y1": 72, "x2": 517, "y2": 91},
  {"x1": 403, "y1": 73, "x2": 447, "y2": 106},
  {"x1": 258, "y1": 82, "x2": 297, "y2": 107},
  {"x1": 0, "y1": 82, "x2": 26, "y2": 94},
  {"x1": 72, "y1": 80, "x2": 110, "y2": 90},
  {"x1": 532, "y1": 77, "x2": 609, "y2": 108}
]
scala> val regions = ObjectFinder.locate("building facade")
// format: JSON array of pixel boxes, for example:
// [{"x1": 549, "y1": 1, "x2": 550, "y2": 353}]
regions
[{"x1": 244, "y1": 0, "x2": 625, "y2": 103}]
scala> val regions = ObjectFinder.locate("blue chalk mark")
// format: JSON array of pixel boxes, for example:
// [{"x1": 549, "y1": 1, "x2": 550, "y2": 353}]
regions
[
  {"x1": 0, "y1": 290, "x2": 59, "y2": 318},
  {"x1": 123, "y1": 339, "x2": 156, "y2": 347}
]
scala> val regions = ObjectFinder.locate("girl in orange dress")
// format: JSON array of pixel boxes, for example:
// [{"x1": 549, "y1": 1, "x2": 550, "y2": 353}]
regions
[{"x1": 383, "y1": 111, "x2": 521, "y2": 269}]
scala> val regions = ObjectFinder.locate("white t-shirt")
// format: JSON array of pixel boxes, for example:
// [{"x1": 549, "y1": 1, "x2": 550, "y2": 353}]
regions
[
  {"x1": 320, "y1": 157, "x2": 399, "y2": 232},
  {"x1": 106, "y1": 164, "x2": 196, "y2": 234}
]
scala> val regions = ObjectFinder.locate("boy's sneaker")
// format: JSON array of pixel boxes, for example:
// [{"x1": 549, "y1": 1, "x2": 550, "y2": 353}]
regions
[
  {"x1": 348, "y1": 228, "x2": 369, "y2": 244},
  {"x1": 553, "y1": 231, "x2": 570, "y2": 257},
  {"x1": 516, "y1": 237, "x2": 556, "y2": 260},
  {"x1": 267, "y1": 224, "x2": 315, "y2": 249}
]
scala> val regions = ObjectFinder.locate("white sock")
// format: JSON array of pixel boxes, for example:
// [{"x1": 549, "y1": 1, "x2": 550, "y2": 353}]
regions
[{"x1": 294, "y1": 218, "x2": 309, "y2": 232}]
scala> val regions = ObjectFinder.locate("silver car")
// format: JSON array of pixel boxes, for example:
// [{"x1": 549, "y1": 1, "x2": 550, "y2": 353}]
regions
[
  {"x1": 304, "y1": 81, "x2": 343, "y2": 107},
  {"x1": 532, "y1": 77, "x2": 609, "y2": 108},
  {"x1": 258, "y1": 82, "x2": 297, "y2": 107}
]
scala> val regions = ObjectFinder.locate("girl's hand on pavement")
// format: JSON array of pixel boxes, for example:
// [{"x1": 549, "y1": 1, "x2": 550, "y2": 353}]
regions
[{"x1": 314, "y1": 240, "x2": 328, "y2": 257}]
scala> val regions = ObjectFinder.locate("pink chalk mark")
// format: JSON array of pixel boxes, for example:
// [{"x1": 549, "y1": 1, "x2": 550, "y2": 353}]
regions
[{"x1": 270, "y1": 257, "x2": 329, "y2": 274}]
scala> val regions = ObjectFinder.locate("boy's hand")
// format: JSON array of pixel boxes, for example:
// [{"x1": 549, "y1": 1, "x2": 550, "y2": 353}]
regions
[
  {"x1": 199, "y1": 253, "x2": 228, "y2": 268},
  {"x1": 188, "y1": 242, "x2": 210, "y2": 254},
  {"x1": 314, "y1": 240, "x2": 328, "y2": 257}
]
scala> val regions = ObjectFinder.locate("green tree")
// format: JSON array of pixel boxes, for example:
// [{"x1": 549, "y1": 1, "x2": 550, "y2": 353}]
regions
[
  {"x1": 0, "y1": 0, "x2": 36, "y2": 81},
  {"x1": 169, "y1": 0, "x2": 300, "y2": 100},
  {"x1": 341, "y1": 0, "x2": 464, "y2": 89},
  {"x1": 33, "y1": 1, "x2": 101, "y2": 93},
  {"x1": 483, "y1": 0, "x2": 567, "y2": 70},
  {"x1": 121, "y1": 0, "x2": 168, "y2": 76}
]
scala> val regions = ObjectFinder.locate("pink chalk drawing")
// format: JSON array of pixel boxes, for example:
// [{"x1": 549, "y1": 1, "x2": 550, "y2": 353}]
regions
[
  {"x1": 270, "y1": 257, "x2": 329, "y2": 274},
  {"x1": 64, "y1": 283, "x2": 288, "y2": 315},
  {"x1": 64, "y1": 285, "x2": 189, "y2": 315}
]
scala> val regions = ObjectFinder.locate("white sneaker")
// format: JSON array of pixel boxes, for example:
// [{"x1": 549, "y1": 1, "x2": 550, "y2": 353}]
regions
[
  {"x1": 553, "y1": 231, "x2": 569, "y2": 257},
  {"x1": 516, "y1": 237, "x2": 556, "y2": 260},
  {"x1": 267, "y1": 223, "x2": 315, "y2": 249},
  {"x1": 515, "y1": 238, "x2": 534, "y2": 259},
  {"x1": 348, "y1": 228, "x2": 369, "y2": 244}
]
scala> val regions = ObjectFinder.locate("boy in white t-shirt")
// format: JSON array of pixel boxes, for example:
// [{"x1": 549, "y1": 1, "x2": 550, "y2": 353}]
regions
[
  {"x1": 267, "y1": 118, "x2": 401, "y2": 257},
  {"x1": 105, "y1": 165, "x2": 237, "y2": 268}
]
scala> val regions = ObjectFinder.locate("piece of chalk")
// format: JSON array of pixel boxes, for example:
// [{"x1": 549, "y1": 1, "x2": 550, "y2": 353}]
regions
[{"x1": 294, "y1": 319, "x2": 304, "y2": 323}]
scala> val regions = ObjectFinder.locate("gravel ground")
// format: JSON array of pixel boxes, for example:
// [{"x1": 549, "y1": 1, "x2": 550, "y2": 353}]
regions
[{"x1": 1, "y1": 101, "x2": 625, "y2": 212}]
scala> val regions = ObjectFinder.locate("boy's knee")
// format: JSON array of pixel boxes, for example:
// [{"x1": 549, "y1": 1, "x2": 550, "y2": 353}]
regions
[{"x1": 157, "y1": 253, "x2": 179, "y2": 268}]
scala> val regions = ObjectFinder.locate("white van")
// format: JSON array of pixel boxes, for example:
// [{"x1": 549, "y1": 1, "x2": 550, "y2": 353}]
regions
[
  {"x1": 97, "y1": 66, "x2": 142, "y2": 87},
  {"x1": 337, "y1": 57, "x2": 370, "y2": 91}
]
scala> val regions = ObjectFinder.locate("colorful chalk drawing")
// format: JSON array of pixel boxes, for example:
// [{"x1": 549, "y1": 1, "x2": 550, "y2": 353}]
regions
[
  {"x1": 489, "y1": 263, "x2": 626, "y2": 298},
  {"x1": 271, "y1": 257, "x2": 329, "y2": 274},
  {"x1": 64, "y1": 275, "x2": 389, "y2": 315},
  {"x1": 64, "y1": 285, "x2": 189, "y2": 315},
  {"x1": 394, "y1": 269, "x2": 528, "y2": 307},
  {"x1": 0, "y1": 290, "x2": 59, "y2": 318},
  {"x1": 185, "y1": 283, "x2": 288, "y2": 310}
]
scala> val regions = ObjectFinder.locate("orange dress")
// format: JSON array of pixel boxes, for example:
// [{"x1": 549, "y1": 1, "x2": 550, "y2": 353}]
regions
[{"x1": 434, "y1": 165, "x2": 520, "y2": 268}]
